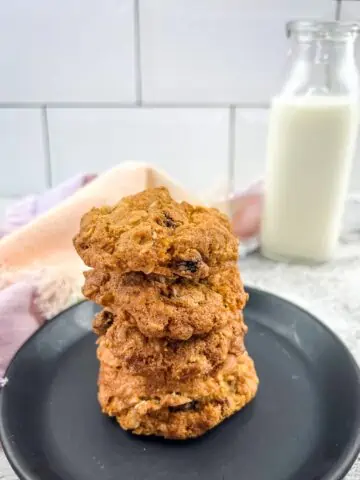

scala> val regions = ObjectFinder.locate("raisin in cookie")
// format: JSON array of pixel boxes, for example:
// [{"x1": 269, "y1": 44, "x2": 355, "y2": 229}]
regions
[
  {"x1": 73, "y1": 187, "x2": 238, "y2": 280},
  {"x1": 84, "y1": 269, "x2": 247, "y2": 340}
]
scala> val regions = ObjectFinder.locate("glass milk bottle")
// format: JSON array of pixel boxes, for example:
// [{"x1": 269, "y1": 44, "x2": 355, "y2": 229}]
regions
[{"x1": 261, "y1": 21, "x2": 360, "y2": 263}]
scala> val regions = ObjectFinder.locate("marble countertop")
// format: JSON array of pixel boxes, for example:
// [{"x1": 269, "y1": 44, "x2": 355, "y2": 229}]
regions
[{"x1": 1, "y1": 198, "x2": 360, "y2": 479}]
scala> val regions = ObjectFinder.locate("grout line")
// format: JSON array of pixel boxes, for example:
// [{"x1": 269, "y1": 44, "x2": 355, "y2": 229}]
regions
[
  {"x1": 133, "y1": 0, "x2": 143, "y2": 105},
  {"x1": 0, "y1": 102, "x2": 270, "y2": 109},
  {"x1": 335, "y1": 0, "x2": 341, "y2": 21},
  {"x1": 41, "y1": 107, "x2": 53, "y2": 187},
  {"x1": 228, "y1": 106, "x2": 236, "y2": 217}
]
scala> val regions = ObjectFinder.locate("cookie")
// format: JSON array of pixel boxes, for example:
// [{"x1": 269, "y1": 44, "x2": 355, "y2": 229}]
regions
[
  {"x1": 84, "y1": 267, "x2": 247, "y2": 340},
  {"x1": 98, "y1": 351, "x2": 259, "y2": 439},
  {"x1": 95, "y1": 310, "x2": 246, "y2": 381},
  {"x1": 73, "y1": 187, "x2": 239, "y2": 280}
]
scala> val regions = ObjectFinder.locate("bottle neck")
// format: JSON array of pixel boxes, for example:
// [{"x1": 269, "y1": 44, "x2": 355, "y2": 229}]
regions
[{"x1": 281, "y1": 36, "x2": 359, "y2": 97}]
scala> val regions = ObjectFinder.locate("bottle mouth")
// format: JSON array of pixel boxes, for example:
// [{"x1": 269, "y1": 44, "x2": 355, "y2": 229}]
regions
[{"x1": 286, "y1": 20, "x2": 360, "y2": 39}]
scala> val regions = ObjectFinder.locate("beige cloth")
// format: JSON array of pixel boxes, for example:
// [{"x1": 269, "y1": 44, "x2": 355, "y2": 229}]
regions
[
  {"x1": 0, "y1": 162, "x2": 202, "y2": 273},
  {"x1": 0, "y1": 163, "x2": 208, "y2": 319}
]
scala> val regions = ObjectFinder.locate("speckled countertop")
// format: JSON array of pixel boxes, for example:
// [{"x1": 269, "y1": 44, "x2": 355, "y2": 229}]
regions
[{"x1": 1, "y1": 197, "x2": 360, "y2": 479}]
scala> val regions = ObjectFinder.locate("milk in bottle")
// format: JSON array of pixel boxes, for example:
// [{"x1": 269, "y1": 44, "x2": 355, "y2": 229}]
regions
[{"x1": 261, "y1": 21, "x2": 360, "y2": 263}]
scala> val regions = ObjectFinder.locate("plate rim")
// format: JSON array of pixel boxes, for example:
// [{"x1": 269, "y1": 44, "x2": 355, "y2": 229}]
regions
[{"x1": 1, "y1": 286, "x2": 360, "y2": 480}]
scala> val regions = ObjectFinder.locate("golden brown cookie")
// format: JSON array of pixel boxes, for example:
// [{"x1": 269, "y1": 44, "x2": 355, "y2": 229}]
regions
[
  {"x1": 98, "y1": 351, "x2": 259, "y2": 439},
  {"x1": 84, "y1": 267, "x2": 247, "y2": 340},
  {"x1": 73, "y1": 187, "x2": 238, "y2": 280},
  {"x1": 95, "y1": 310, "x2": 246, "y2": 381},
  {"x1": 206, "y1": 262, "x2": 248, "y2": 311}
]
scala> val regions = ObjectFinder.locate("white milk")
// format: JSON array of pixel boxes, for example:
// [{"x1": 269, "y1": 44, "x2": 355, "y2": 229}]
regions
[{"x1": 261, "y1": 95, "x2": 359, "y2": 262}]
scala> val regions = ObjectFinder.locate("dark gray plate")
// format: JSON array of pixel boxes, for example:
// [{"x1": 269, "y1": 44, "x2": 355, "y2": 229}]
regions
[{"x1": 1, "y1": 287, "x2": 360, "y2": 480}]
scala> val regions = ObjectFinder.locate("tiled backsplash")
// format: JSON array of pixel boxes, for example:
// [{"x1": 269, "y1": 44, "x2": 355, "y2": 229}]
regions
[
  {"x1": 1, "y1": 0, "x2": 360, "y2": 215},
  {"x1": 47, "y1": 108, "x2": 230, "y2": 191}
]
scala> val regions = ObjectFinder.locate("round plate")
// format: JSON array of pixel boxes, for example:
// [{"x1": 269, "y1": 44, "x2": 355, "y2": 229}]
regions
[{"x1": 1, "y1": 287, "x2": 360, "y2": 480}]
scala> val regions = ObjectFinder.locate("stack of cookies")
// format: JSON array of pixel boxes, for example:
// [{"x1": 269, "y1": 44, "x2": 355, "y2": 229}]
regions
[{"x1": 74, "y1": 187, "x2": 258, "y2": 439}]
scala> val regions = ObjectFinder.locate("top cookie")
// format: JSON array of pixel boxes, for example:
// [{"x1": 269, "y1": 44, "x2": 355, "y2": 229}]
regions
[{"x1": 73, "y1": 187, "x2": 238, "y2": 279}]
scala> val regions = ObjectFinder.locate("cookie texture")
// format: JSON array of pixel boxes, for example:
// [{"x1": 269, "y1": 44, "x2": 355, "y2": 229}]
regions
[
  {"x1": 98, "y1": 352, "x2": 259, "y2": 440},
  {"x1": 85, "y1": 267, "x2": 247, "y2": 340},
  {"x1": 74, "y1": 186, "x2": 258, "y2": 439},
  {"x1": 74, "y1": 187, "x2": 239, "y2": 280},
  {"x1": 95, "y1": 310, "x2": 246, "y2": 381}
]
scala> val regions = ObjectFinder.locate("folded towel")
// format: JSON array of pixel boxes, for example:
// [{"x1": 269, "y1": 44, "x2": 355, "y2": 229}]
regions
[
  {"x1": 0, "y1": 173, "x2": 96, "y2": 379},
  {"x1": 0, "y1": 163, "x2": 262, "y2": 381}
]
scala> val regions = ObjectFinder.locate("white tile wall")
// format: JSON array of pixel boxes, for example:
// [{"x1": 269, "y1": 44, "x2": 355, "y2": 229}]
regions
[
  {"x1": 0, "y1": 0, "x2": 136, "y2": 103},
  {"x1": 47, "y1": 108, "x2": 229, "y2": 195},
  {"x1": 235, "y1": 109, "x2": 269, "y2": 191},
  {"x1": 339, "y1": 1, "x2": 360, "y2": 20},
  {"x1": 140, "y1": 0, "x2": 335, "y2": 104},
  {"x1": 339, "y1": 1, "x2": 360, "y2": 192},
  {"x1": 349, "y1": 142, "x2": 360, "y2": 192},
  {"x1": 0, "y1": 0, "x2": 359, "y2": 201},
  {"x1": 0, "y1": 109, "x2": 47, "y2": 195}
]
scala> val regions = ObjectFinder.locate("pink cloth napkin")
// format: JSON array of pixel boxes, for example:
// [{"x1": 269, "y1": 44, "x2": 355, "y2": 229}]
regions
[
  {"x1": 0, "y1": 174, "x2": 95, "y2": 380},
  {"x1": 0, "y1": 169, "x2": 262, "y2": 382}
]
